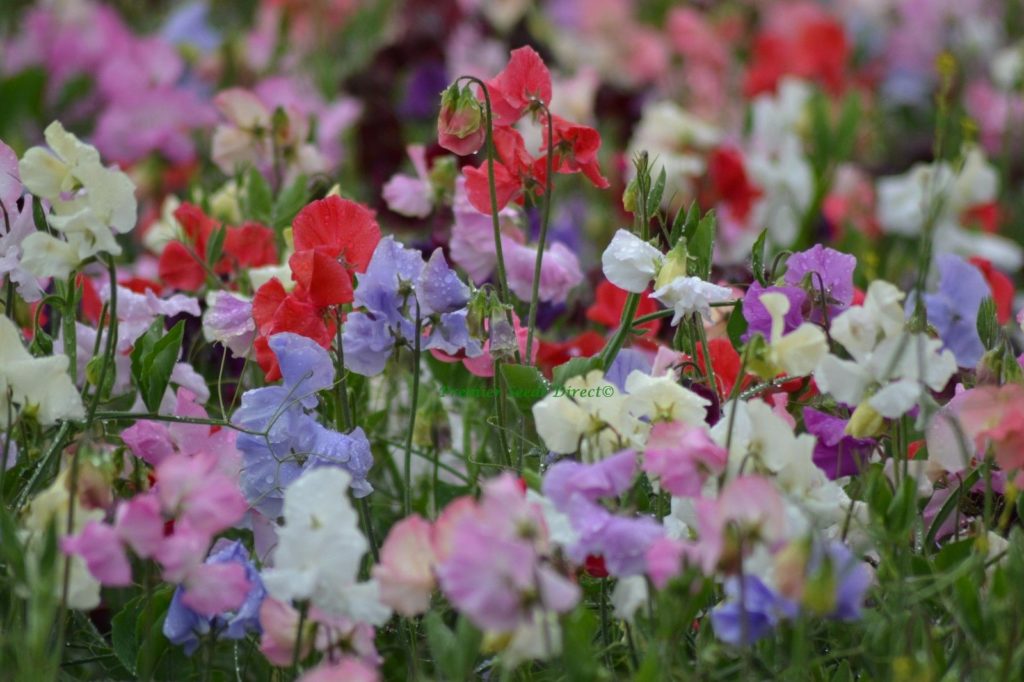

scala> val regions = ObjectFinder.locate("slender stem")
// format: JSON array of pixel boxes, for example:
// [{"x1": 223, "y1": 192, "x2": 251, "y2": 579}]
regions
[
  {"x1": 525, "y1": 103, "x2": 555, "y2": 363},
  {"x1": 92, "y1": 412, "x2": 263, "y2": 436},
  {"x1": 403, "y1": 305, "x2": 422, "y2": 516},
  {"x1": 333, "y1": 309, "x2": 352, "y2": 431},
  {"x1": 291, "y1": 602, "x2": 308, "y2": 675},
  {"x1": 692, "y1": 312, "x2": 717, "y2": 394}
]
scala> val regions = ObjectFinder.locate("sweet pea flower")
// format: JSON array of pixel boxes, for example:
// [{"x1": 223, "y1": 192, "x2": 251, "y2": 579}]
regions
[
  {"x1": 651, "y1": 275, "x2": 733, "y2": 326},
  {"x1": 202, "y1": 291, "x2": 256, "y2": 358},
  {"x1": 261, "y1": 467, "x2": 390, "y2": 624},
  {"x1": 342, "y1": 236, "x2": 482, "y2": 376},
  {"x1": 922, "y1": 254, "x2": 992, "y2": 368},
  {"x1": 233, "y1": 333, "x2": 375, "y2": 517},
  {"x1": 757, "y1": 291, "x2": 828, "y2": 377},
  {"x1": 783, "y1": 245, "x2": 856, "y2": 321},
  {"x1": 643, "y1": 421, "x2": 728, "y2": 497},
  {"x1": 18, "y1": 121, "x2": 137, "y2": 278},
  {"x1": 437, "y1": 84, "x2": 486, "y2": 156},
  {"x1": 298, "y1": 659, "x2": 380, "y2": 682},
  {"x1": 803, "y1": 408, "x2": 875, "y2": 480},
  {"x1": 711, "y1": 576, "x2": 798, "y2": 645},
  {"x1": 372, "y1": 515, "x2": 437, "y2": 617},
  {"x1": 0, "y1": 316, "x2": 84, "y2": 427},
  {"x1": 382, "y1": 145, "x2": 434, "y2": 218},
  {"x1": 600, "y1": 229, "x2": 663, "y2": 294},
  {"x1": 742, "y1": 282, "x2": 806, "y2": 341},
  {"x1": 163, "y1": 541, "x2": 266, "y2": 654},
  {"x1": 436, "y1": 475, "x2": 579, "y2": 632}
]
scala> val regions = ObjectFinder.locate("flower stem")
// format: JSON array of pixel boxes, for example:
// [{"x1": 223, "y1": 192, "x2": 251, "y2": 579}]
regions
[
  {"x1": 525, "y1": 103, "x2": 555, "y2": 363},
  {"x1": 403, "y1": 305, "x2": 422, "y2": 516}
]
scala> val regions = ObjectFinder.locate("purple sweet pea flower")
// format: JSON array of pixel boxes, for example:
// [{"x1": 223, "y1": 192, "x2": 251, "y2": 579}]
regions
[
  {"x1": 923, "y1": 254, "x2": 992, "y2": 368},
  {"x1": 803, "y1": 407, "x2": 875, "y2": 479},
  {"x1": 810, "y1": 541, "x2": 872, "y2": 621},
  {"x1": 711, "y1": 576, "x2": 798, "y2": 645},
  {"x1": 233, "y1": 334, "x2": 374, "y2": 517},
  {"x1": 783, "y1": 245, "x2": 857, "y2": 322},
  {"x1": 543, "y1": 451, "x2": 663, "y2": 576},
  {"x1": 163, "y1": 540, "x2": 266, "y2": 655},
  {"x1": 605, "y1": 350, "x2": 652, "y2": 393},
  {"x1": 344, "y1": 236, "x2": 482, "y2": 376},
  {"x1": 742, "y1": 282, "x2": 806, "y2": 341}
]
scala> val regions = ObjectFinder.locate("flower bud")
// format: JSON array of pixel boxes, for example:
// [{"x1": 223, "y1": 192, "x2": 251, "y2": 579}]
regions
[
  {"x1": 437, "y1": 84, "x2": 485, "y2": 156},
  {"x1": 845, "y1": 400, "x2": 884, "y2": 438},
  {"x1": 654, "y1": 239, "x2": 688, "y2": 291}
]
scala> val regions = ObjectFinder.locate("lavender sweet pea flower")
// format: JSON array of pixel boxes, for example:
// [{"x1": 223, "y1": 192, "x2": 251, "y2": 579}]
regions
[
  {"x1": 711, "y1": 576, "x2": 798, "y2": 645},
  {"x1": 163, "y1": 540, "x2": 266, "y2": 655},
  {"x1": 783, "y1": 245, "x2": 856, "y2": 321},
  {"x1": 344, "y1": 236, "x2": 483, "y2": 375},
  {"x1": 203, "y1": 291, "x2": 255, "y2": 358},
  {"x1": 803, "y1": 407, "x2": 875, "y2": 479},
  {"x1": 742, "y1": 282, "x2": 806, "y2": 341},
  {"x1": 923, "y1": 254, "x2": 992, "y2": 368},
  {"x1": 604, "y1": 349, "x2": 652, "y2": 393},
  {"x1": 544, "y1": 451, "x2": 662, "y2": 576},
  {"x1": 233, "y1": 334, "x2": 374, "y2": 517},
  {"x1": 809, "y1": 541, "x2": 872, "y2": 621}
]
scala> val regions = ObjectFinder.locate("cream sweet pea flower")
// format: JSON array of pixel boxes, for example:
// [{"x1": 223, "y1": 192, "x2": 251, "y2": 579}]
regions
[
  {"x1": 262, "y1": 468, "x2": 390, "y2": 625},
  {"x1": 815, "y1": 282, "x2": 957, "y2": 421},
  {"x1": 600, "y1": 229, "x2": 663, "y2": 293},
  {"x1": 532, "y1": 370, "x2": 639, "y2": 461},
  {"x1": 18, "y1": 121, "x2": 137, "y2": 277},
  {"x1": 0, "y1": 316, "x2": 84, "y2": 426},
  {"x1": 759, "y1": 292, "x2": 827, "y2": 377},
  {"x1": 623, "y1": 371, "x2": 709, "y2": 426}
]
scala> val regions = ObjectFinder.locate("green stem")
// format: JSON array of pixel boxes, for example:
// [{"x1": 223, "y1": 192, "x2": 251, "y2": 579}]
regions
[
  {"x1": 333, "y1": 309, "x2": 352, "y2": 431},
  {"x1": 290, "y1": 602, "x2": 308, "y2": 675},
  {"x1": 525, "y1": 103, "x2": 555, "y2": 363},
  {"x1": 403, "y1": 305, "x2": 422, "y2": 516}
]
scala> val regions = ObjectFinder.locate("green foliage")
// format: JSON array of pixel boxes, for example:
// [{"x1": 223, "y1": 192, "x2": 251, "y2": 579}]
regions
[{"x1": 130, "y1": 320, "x2": 185, "y2": 412}]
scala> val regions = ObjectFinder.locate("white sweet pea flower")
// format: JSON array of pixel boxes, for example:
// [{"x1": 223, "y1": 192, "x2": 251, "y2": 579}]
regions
[
  {"x1": 600, "y1": 229, "x2": 663, "y2": 293},
  {"x1": 0, "y1": 316, "x2": 84, "y2": 427},
  {"x1": 651, "y1": 276, "x2": 733, "y2": 325},
  {"x1": 627, "y1": 102, "x2": 720, "y2": 204},
  {"x1": 876, "y1": 148, "x2": 1021, "y2": 270},
  {"x1": 262, "y1": 468, "x2": 391, "y2": 625},
  {"x1": 759, "y1": 292, "x2": 827, "y2": 377},
  {"x1": 611, "y1": 576, "x2": 649, "y2": 622}
]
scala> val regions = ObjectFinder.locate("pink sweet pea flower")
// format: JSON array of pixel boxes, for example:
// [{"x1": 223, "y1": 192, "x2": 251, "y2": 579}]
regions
[
  {"x1": 114, "y1": 495, "x2": 164, "y2": 558},
  {"x1": 372, "y1": 515, "x2": 437, "y2": 616},
  {"x1": 298, "y1": 659, "x2": 380, "y2": 682},
  {"x1": 181, "y1": 562, "x2": 252, "y2": 616},
  {"x1": 643, "y1": 422, "x2": 727, "y2": 497},
  {"x1": 155, "y1": 452, "x2": 247, "y2": 536},
  {"x1": 382, "y1": 145, "x2": 433, "y2": 218},
  {"x1": 62, "y1": 521, "x2": 132, "y2": 587}
]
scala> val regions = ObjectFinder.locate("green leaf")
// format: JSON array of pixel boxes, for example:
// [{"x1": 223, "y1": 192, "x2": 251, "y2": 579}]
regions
[
  {"x1": 750, "y1": 228, "x2": 769, "y2": 286},
  {"x1": 885, "y1": 475, "x2": 918, "y2": 537},
  {"x1": 273, "y1": 174, "x2": 309, "y2": 229},
  {"x1": 925, "y1": 468, "x2": 981, "y2": 547},
  {"x1": 726, "y1": 300, "x2": 747, "y2": 350},
  {"x1": 111, "y1": 599, "x2": 142, "y2": 675},
  {"x1": 205, "y1": 223, "x2": 227, "y2": 269},
  {"x1": 552, "y1": 355, "x2": 603, "y2": 388},
  {"x1": 424, "y1": 612, "x2": 465, "y2": 681},
  {"x1": 670, "y1": 201, "x2": 698, "y2": 246},
  {"x1": 500, "y1": 364, "x2": 550, "y2": 412},
  {"x1": 130, "y1": 320, "x2": 185, "y2": 412},
  {"x1": 645, "y1": 166, "x2": 666, "y2": 219},
  {"x1": 0, "y1": 68, "x2": 45, "y2": 136},
  {"x1": 561, "y1": 607, "x2": 601, "y2": 681},
  {"x1": 688, "y1": 211, "x2": 716, "y2": 281},
  {"x1": 976, "y1": 297, "x2": 999, "y2": 350},
  {"x1": 245, "y1": 167, "x2": 274, "y2": 224}
]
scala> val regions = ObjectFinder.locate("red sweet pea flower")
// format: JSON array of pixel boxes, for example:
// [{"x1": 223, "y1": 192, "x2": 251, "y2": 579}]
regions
[
  {"x1": 544, "y1": 114, "x2": 610, "y2": 189},
  {"x1": 587, "y1": 281, "x2": 662, "y2": 339},
  {"x1": 708, "y1": 146, "x2": 761, "y2": 222},
  {"x1": 744, "y1": 18, "x2": 849, "y2": 96},
  {"x1": 288, "y1": 196, "x2": 381, "y2": 309},
  {"x1": 536, "y1": 331, "x2": 606, "y2": 379},
  {"x1": 462, "y1": 127, "x2": 547, "y2": 214},
  {"x1": 252, "y1": 278, "x2": 335, "y2": 381},
  {"x1": 486, "y1": 46, "x2": 552, "y2": 125},
  {"x1": 962, "y1": 202, "x2": 1001, "y2": 233},
  {"x1": 158, "y1": 203, "x2": 278, "y2": 291},
  {"x1": 693, "y1": 337, "x2": 755, "y2": 398},
  {"x1": 968, "y1": 257, "x2": 1014, "y2": 324}
]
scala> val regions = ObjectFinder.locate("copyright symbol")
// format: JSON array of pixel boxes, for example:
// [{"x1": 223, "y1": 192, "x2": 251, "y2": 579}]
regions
[{"x1": 602, "y1": 385, "x2": 614, "y2": 397}]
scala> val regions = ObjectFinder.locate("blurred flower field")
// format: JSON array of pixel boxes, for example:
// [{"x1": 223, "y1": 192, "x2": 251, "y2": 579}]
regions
[{"x1": 2, "y1": 0, "x2": 1024, "y2": 679}]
